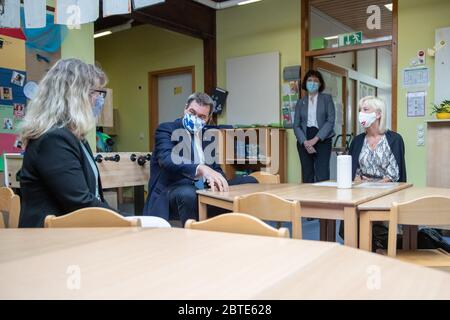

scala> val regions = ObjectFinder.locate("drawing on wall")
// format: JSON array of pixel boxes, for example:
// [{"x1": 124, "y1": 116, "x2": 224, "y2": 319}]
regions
[
  {"x1": 281, "y1": 80, "x2": 299, "y2": 128},
  {"x1": 13, "y1": 103, "x2": 25, "y2": 119},
  {"x1": 0, "y1": 86, "x2": 13, "y2": 100}
]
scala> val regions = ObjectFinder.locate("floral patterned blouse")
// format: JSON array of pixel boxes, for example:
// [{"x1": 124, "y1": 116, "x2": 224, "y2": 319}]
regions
[{"x1": 355, "y1": 135, "x2": 400, "y2": 182}]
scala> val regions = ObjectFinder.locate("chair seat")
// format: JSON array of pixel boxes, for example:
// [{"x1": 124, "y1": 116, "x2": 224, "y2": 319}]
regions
[{"x1": 383, "y1": 249, "x2": 450, "y2": 268}]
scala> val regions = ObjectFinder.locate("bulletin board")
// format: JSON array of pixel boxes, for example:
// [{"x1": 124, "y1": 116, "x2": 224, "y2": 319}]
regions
[
  {"x1": 0, "y1": 8, "x2": 61, "y2": 172},
  {"x1": 0, "y1": 29, "x2": 27, "y2": 171},
  {"x1": 226, "y1": 52, "x2": 280, "y2": 126}
]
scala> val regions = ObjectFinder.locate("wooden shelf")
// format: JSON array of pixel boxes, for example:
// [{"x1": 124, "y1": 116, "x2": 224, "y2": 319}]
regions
[
  {"x1": 426, "y1": 119, "x2": 450, "y2": 123},
  {"x1": 219, "y1": 127, "x2": 287, "y2": 182}
]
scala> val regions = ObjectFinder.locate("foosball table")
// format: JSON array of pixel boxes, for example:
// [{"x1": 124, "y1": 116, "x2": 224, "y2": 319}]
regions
[{"x1": 3, "y1": 152, "x2": 151, "y2": 215}]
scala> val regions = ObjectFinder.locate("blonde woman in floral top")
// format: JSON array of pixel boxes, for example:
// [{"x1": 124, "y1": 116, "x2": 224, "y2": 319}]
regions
[{"x1": 349, "y1": 96, "x2": 406, "y2": 183}]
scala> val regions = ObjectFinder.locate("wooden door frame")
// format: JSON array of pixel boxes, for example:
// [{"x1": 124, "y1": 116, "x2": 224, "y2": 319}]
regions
[
  {"x1": 148, "y1": 66, "x2": 196, "y2": 151},
  {"x1": 301, "y1": 0, "x2": 398, "y2": 131}
]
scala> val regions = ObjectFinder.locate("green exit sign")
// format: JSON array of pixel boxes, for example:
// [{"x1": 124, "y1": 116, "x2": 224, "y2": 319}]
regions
[{"x1": 338, "y1": 31, "x2": 362, "y2": 47}]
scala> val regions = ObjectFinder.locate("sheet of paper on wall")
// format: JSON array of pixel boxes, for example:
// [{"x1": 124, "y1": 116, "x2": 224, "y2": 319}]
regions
[
  {"x1": 103, "y1": 0, "x2": 131, "y2": 17},
  {"x1": 55, "y1": 0, "x2": 99, "y2": 26},
  {"x1": 23, "y1": 0, "x2": 47, "y2": 28},
  {"x1": 0, "y1": 0, "x2": 21, "y2": 28},
  {"x1": 403, "y1": 67, "x2": 429, "y2": 88},
  {"x1": 407, "y1": 91, "x2": 426, "y2": 117},
  {"x1": 132, "y1": 0, "x2": 165, "y2": 10}
]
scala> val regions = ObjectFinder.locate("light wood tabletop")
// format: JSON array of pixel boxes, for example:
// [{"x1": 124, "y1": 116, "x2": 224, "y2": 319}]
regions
[
  {"x1": 358, "y1": 187, "x2": 450, "y2": 251},
  {"x1": 0, "y1": 228, "x2": 449, "y2": 300},
  {"x1": 197, "y1": 182, "x2": 412, "y2": 247}
]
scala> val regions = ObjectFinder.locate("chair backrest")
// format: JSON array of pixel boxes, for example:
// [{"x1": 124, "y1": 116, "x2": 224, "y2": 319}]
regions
[
  {"x1": 185, "y1": 213, "x2": 290, "y2": 238},
  {"x1": 233, "y1": 192, "x2": 302, "y2": 239},
  {"x1": 44, "y1": 207, "x2": 141, "y2": 228},
  {"x1": 0, "y1": 187, "x2": 20, "y2": 228},
  {"x1": 249, "y1": 171, "x2": 280, "y2": 184},
  {"x1": 387, "y1": 196, "x2": 450, "y2": 257}
]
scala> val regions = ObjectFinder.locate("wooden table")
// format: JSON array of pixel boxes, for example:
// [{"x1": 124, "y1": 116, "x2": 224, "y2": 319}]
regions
[
  {"x1": 0, "y1": 228, "x2": 449, "y2": 299},
  {"x1": 197, "y1": 183, "x2": 412, "y2": 247},
  {"x1": 358, "y1": 187, "x2": 450, "y2": 252}
]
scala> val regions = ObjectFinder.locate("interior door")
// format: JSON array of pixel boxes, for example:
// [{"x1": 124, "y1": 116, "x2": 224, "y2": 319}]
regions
[
  {"x1": 158, "y1": 73, "x2": 193, "y2": 124},
  {"x1": 149, "y1": 66, "x2": 195, "y2": 151}
]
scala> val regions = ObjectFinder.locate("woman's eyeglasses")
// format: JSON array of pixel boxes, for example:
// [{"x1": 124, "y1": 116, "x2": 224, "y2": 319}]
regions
[{"x1": 90, "y1": 89, "x2": 107, "y2": 97}]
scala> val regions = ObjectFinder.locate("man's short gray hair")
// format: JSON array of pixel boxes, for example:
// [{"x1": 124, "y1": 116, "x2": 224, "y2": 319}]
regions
[{"x1": 186, "y1": 92, "x2": 215, "y2": 115}]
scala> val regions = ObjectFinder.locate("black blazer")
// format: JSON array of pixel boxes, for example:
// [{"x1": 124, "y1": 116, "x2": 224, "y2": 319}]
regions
[
  {"x1": 348, "y1": 130, "x2": 407, "y2": 182},
  {"x1": 19, "y1": 127, "x2": 110, "y2": 228}
]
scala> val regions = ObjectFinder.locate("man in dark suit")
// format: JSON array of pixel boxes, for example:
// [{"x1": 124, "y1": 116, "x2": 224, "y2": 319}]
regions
[{"x1": 143, "y1": 93, "x2": 257, "y2": 225}]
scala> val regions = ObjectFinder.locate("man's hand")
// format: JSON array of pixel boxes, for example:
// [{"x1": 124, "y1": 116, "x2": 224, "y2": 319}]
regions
[{"x1": 196, "y1": 164, "x2": 229, "y2": 192}]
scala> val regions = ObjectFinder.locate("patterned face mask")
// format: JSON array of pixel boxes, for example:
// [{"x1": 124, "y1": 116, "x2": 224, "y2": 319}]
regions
[
  {"x1": 358, "y1": 112, "x2": 377, "y2": 128},
  {"x1": 183, "y1": 112, "x2": 206, "y2": 134}
]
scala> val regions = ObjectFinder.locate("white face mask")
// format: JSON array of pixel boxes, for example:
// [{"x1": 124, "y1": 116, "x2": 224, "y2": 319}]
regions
[{"x1": 358, "y1": 112, "x2": 377, "y2": 128}]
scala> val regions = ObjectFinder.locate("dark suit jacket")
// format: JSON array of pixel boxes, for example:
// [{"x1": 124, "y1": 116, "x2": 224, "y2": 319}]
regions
[
  {"x1": 19, "y1": 127, "x2": 110, "y2": 228},
  {"x1": 143, "y1": 118, "x2": 225, "y2": 219},
  {"x1": 293, "y1": 93, "x2": 336, "y2": 144},
  {"x1": 348, "y1": 130, "x2": 407, "y2": 182}
]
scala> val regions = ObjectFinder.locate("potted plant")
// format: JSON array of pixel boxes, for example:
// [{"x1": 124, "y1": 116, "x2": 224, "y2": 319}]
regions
[{"x1": 431, "y1": 100, "x2": 450, "y2": 119}]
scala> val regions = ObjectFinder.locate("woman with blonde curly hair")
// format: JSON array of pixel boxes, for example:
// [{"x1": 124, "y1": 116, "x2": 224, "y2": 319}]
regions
[{"x1": 18, "y1": 58, "x2": 112, "y2": 227}]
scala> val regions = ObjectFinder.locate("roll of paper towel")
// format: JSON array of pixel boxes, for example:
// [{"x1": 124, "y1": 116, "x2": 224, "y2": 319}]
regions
[{"x1": 337, "y1": 155, "x2": 352, "y2": 189}]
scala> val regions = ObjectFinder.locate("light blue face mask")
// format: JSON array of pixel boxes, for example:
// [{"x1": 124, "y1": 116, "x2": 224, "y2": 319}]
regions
[
  {"x1": 183, "y1": 112, "x2": 206, "y2": 134},
  {"x1": 306, "y1": 81, "x2": 320, "y2": 93},
  {"x1": 92, "y1": 95, "x2": 105, "y2": 117}
]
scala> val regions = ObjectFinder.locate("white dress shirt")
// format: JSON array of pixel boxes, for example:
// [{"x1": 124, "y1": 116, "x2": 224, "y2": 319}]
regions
[{"x1": 307, "y1": 94, "x2": 319, "y2": 128}]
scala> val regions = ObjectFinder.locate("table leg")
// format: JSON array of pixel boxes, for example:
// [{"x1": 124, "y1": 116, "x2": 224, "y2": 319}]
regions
[
  {"x1": 320, "y1": 219, "x2": 328, "y2": 241},
  {"x1": 327, "y1": 220, "x2": 336, "y2": 242},
  {"x1": 133, "y1": 186, "x2": 144, "y2": 216},
  {"x1": 117, "y1": 187, "x2": 124, "y2": 205},
  {"x1": 410, "y1": 226, "x2": 418, "y2": 250},
  {"x1": 198, "y1": 196, "x2": 208, "y2": 221},
  {"x1": 359, "y1": 211, "x2": 372, "y2": 251},
  {"x1": 403, "y1": 226, "x2": 411, "y2": 250},
  {"x1": 344, "y1": 207, "x2": 358, "y2": 248}
]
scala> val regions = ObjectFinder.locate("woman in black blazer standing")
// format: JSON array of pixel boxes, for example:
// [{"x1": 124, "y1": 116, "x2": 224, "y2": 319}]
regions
[
  {"x1": 18, "y1": 58, "x2": 112, "y2": 228},
  {"x1": 294, "y1": 70, "x2": 336, "y2": 183}
]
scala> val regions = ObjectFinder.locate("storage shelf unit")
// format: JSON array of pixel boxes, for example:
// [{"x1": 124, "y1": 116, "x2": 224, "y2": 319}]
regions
[{"x1": 218, "y1": 128, "x2": 286, "y2": 182}]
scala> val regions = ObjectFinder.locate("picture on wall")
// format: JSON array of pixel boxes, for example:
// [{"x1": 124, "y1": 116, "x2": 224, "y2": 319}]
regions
[
  {"x1": 3, "y1": 118, "x2": 13, "y2": 130},
  {"x1": 281, "y1": 80, "x2": 299, "y2": 128},
  {"x1": 13, "y1": 103, "x2": 25, "y2": 119},
  {"x1": 0, "y1": 86, "x2": 13, "y2": 100},
  {"x1": 11, "y1": 71, "x2": 25, "y2": 87}
]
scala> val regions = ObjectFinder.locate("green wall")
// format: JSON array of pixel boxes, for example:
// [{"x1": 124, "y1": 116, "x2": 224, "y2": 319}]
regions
[
  {"x1": 95, "y1": 25, "x2": 204, "y2": 152},
  {"x1": 61, "y1": 24, "x2": 96, "y2": 148},
  {"x1": 397, "y1": 0, "x2": 450, "y2": 186},
  {"x1": 216, "y1": 0, "x2": 302, "y2": 183}
]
